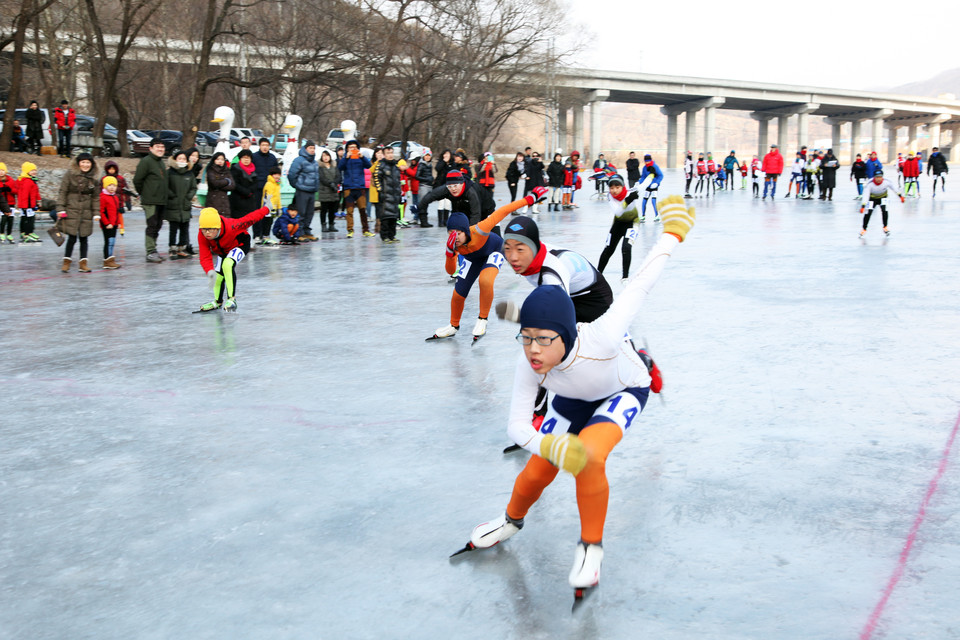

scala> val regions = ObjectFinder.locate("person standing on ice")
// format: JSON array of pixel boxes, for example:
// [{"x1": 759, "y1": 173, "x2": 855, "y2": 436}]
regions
[
  {"x1": 761, "y1": 144, "x2": 784, "y2": 199},
  {"x1": 694, "y1": 152, "x2": 706, "y2": 196},
  {"x1": 194, "y1": 205, "x2": 269, "y2": 313},
  {"x1": 859, "y1": 169, "x2": 903, "y2": 239},
  {"x1": 427, "y1": 186, "x2": 548, "y2": 343},
  {"x1": 927, "y1": 146, "x2": 948, "y2": 197},
  {"x1": 637, "y1": 154, "x2": 663, "y2": 223},
  {"x1": 596, "y1": 174, "x2": 642, "y2": 283},
  {"x1": 453, "y1": 196, "x2": 695, "y2": 601}
]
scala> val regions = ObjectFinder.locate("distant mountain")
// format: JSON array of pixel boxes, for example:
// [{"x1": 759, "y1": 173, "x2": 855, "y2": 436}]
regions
[{"x1": 888, "y1": 68, "x2": 960, "y2": 99}]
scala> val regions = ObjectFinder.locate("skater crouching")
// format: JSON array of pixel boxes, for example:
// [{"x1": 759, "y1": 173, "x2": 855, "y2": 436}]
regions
[
  {"x1": 457, "y1": 196, "x2": 696, "y2": 598},
  {"x1": 57, "y1": 153, "x2": 99, "y2": 273},
  {"x1": 196, "y1": 205, "x2": 269, "y2": 312}
]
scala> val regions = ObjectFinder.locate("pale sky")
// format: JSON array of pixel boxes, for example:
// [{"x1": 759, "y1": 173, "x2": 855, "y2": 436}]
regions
[{"x1": 563, "y1": 0, "x2": 960, "y2": 92}]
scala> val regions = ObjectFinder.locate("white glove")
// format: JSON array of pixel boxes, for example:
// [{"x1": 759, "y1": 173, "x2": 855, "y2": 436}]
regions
[
  {"x1": 93, "y1": 215, "x2": 101, "y2": 222},
  {"x1": 207, "y1": 270, "x2": 216, "y2": 290},
  {"x1": 494, "y1": 300, "x2": 521, "y2": 323}
]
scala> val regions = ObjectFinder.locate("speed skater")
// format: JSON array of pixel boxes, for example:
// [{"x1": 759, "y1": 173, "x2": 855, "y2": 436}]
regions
[
  {"x1": 195, "y1": 206, "x2": 269, "y2": 313},
  {"x1": 453, "y1": 196, "x2": 696, "y2": 601},
  {"x1": 859, "y1": 170, "x2": 903, "y2": 238}
]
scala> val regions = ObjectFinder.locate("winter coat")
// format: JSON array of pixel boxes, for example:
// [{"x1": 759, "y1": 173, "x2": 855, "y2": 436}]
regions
[
  {"x1": 261, "y1": 179, "x2": 282, "y2": 212},
  {"x1": 928, "y1": 152, "x2": 948, "y2": 174},
  {"x1": 251, "y1": 150, "x2": 278, "y2": 191},
  {"x1": 205, "y1": 162, "x2": 233, "y2": 217},
  {"x1": 375, "y1": 158, "x2": 402, "y2": 220},
  {"x1": 546, "y1": 161, "x2": 565, "y2": 187},
  {"x1": 0, "y1": 176, "x2": 17, "y2": 208},
  {"x1": 368, "y1": 161, "x2": 380, "y2": 204},
  {"x1": 99, "y1": 191, "x2": 122, "y2": 228},
  {"x1": 850, "y1": 160, "x2": 866, "y2": 180},
  {"x1": 229, "y1": 163, "x2": 260, "y2": 218},
  {"x1": 902, "y1": 157, "x2": 921, "y2": 178},
  {"x1": 57, "y1": 157, "x2": 99, "y2": 237},
  {"x1": 272, "y1": 211, "x2": 301, "y2": 241},
  {"x1": 865, "y1": 158, "x2": 883, "y2": 178},
  {"x1": 54, "y1": 106, "x2": 75, "y2": 130},
  {"x1": 761, "y1": 150, "x2": 784, "y2": 175},
  {"x1": 287, "y1": 147, "x2": 320, "y2": 193},
  {"x1": 625, "y1": 158, "x2": 640, "y2": 181},
  {"x1": 525, "y1": 158, "x2": 545, "y2": 189},
  {"x1": 476, "y1": 161, "x2": 497, "y2": 187},
  {"x1": 317, "y1": 164, "x2": 341, "y2": 203},
  {"x1": 723, "y1": 155, "x2": 740, "y2": 172},
  {"x1": 820, "y1": 155, "x2": 840, "y2": 188},
  {"x1": 337, "y1": 152, "x2": 371, "y2": 190},
  {"x1": 166, "y1": 159, "x2": 197, "y2": 223},
  {"x1": 25, "y1": 108, "x2": 44, "y2": 139},
  {"x1": 103, "y1": 162, "x2": 132, "y2": 210},
  {"x1": 17, "y1": 176, "x2": 40, "y2": 209},
  {"x1": 416, "y1": 160, "x2": 434, "y2": 189},
  {"x1": 435, "y1": 158, "x2": 452, "y2": 186},
  {"x1": 198, "y1": 207, "x2": 269, "y2": 271},
  {"x1": 404, "y1": 163, "x2": 420, "y2": 194},
  {"x1": 133, "y1": 153, "x2": 168, "y2": 205},
  {"x1": 505, "y1": 160, "x2": 523, "y2": 184}
]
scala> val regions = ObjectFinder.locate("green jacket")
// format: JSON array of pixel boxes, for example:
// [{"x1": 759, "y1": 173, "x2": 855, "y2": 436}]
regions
[
  {"x1": 165, "y1": 159, "x2": 197, "y2": 223},
  {"x1": 133, "y1": 153, "x2": 168, "y2": 205}
]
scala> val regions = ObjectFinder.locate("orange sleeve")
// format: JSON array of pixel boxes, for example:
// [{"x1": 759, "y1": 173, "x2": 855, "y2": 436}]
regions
[
  {"x1": 475, "y1": 197, "x2": 529, "y2": 235},
  {"x1": 445, "y1": 250, "x2": 458, "y2": 275}
]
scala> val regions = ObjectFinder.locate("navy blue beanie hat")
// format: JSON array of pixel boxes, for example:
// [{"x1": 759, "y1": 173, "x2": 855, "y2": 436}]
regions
[
  {"x1": 446, "y1": 211, "x2": 471, "y2": 242},
  {"x1": 519, "y1": 285, "x2": 578, "y2": 361}
]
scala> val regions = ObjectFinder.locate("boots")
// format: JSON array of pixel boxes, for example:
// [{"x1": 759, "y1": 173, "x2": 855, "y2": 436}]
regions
[
  {"x1": 78, "y1": 258, "x2": 91, "y2": 273},
  {"x1": 61, "y1": 257, "x2": 71, "y2": 272},
  {"x1": 177, "y1": 245, "x2": 191, "y2": 258},
  {"x1": 103, "y1": 256, "x2": 120, "y2": 269},
  {"x1": 168, "y1": 245, "x2": 181, "y2": 260},
  {"x1": 418, "y1": 213, "x2": 433, "y2": 228}
]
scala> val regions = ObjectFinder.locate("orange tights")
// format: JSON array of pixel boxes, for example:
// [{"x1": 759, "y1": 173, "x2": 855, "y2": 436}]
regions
[
  {"x1": 449, "y1": 268, "x2": 497, "y2": 326},
  {"x1": 506, "y1": 421, "x2": 623, "y2": 544}
]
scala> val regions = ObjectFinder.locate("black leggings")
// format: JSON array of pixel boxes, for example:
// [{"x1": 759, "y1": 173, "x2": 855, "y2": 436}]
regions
[
  {"x1": 863, "y1": 203, "x2": 888, "y2": 229},
  {"x1": 64, "y1": 234, "x2": 88, "y2": 259},
  {"x1": 0, "y1": 214, "x2": 13, "y2": 235},
  {"x1": 168, "y1": 220, "x2": 190, "y2": 246},
  {"x1": 596, "y1": 217, "x2": 633, "y2": 278},
  {"x1": 320, "y1": 201, "x2": 337, "y2": 227},
  {"x1": 508, "y1": 183, "x2": 518, "y2": 201}
]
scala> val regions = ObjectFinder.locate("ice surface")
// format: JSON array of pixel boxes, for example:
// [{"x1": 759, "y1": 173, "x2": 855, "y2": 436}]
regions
[{"x1": 1, "y1": 175, "x2": 958, "y2": 639}]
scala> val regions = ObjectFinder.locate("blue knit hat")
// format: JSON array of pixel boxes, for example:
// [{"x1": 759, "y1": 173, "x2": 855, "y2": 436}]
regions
[
  {"x1": 519, "y1": 285, "x2": 578, "y2": 361},
  {"x1": 446, "y1": 212, "x2": 471, "y2": 243}
]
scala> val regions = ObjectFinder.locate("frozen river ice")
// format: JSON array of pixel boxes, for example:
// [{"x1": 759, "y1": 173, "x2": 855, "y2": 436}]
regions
[{"x1": 1, "y1": 172, "x2": 958, "y2": 639}]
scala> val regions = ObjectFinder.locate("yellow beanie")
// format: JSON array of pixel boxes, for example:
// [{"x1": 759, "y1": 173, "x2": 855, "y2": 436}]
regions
[
  {"x1": 198, "y1": 207, "x2": 222, "y2": 229},
  {"x1": 0, "y1": 162, "x2": 6, "y2": 172},
  {"x1": 103, "y1": 176, "x2": 117, "y2": 188},
  {"x1": 21, "y1": 161, "x2": 37, "y2": 176}
]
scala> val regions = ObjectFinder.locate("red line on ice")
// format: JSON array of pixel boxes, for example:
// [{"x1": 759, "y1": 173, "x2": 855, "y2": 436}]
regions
[{"x1": 859, "y1": 408, "x2": 960, "y2": 640}]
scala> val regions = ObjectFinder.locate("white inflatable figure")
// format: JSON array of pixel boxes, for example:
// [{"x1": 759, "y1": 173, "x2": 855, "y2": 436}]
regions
[
  {"x1": 279, "y1": 114, "x2": 303, "y2": 178},
  {"x1": 339, "y1": 119, "x2": 373, "y2": 160},
  {"x1": 211, "y1": 106, "x2": 235, "y2": 156}
]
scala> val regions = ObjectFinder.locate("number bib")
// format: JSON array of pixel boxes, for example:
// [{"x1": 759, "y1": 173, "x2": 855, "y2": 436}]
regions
[{"x1": 539, "y1": 387, "x2": 649, "y2": 437}]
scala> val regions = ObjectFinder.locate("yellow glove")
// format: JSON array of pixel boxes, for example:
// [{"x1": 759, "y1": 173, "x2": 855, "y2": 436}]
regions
[
  {"x1": 539, "y1": 433, "x2": 587, "y2": 475},
  {"x1": 659, "y1": 195, "x2": 696, "y2": 242}
]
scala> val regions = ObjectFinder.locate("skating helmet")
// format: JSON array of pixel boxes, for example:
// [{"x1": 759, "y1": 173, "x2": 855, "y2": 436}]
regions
[
  {"x1": 874, "y1": 169, "x2": 883, "y2": 177},
  {"x1": 606, "y1": 174, "x2": 625, "y2": 187}
]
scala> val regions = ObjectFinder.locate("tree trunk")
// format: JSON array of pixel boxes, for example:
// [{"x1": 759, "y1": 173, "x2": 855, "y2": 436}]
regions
[{"x1": 0, "y1": 7, "x2": 30, "y2": 153}]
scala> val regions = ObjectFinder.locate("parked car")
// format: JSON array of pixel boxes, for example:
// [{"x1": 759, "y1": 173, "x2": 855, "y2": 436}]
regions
[
  {"x1": 0, "y1": 107, "x2": 55, "y2": 150},
  {"x1": 387, "y1": 140, "x2": 430, "y2": 159},
  {"x1": 131, "y1": 129, "x2": 182, "y2": 156},
  {"x1": 325, "y1": 128, "x2": 346, "y2": 150},
  {"x1": 230, "y1": 127, "x2": 265, "y2": 143},
  {"x1": 71, "y1": 115, "x2": 120, "y2": 156},
  {"x1": 126, "y1": 129, "x2": 152, "y2": 155},
  {"x1": 194, "y1": 131, "x2": 219, "y2": 157}
]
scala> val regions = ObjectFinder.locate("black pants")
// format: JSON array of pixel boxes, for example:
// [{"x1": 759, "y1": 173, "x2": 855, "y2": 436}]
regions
[
  {"x1": 684, "y1": 176, "x2": 692, "y2": 193},
  {"x1": 102, "y1": 227, "x2": 117, "y2": 259},
  {"x1": 0, "y1": 213, "x2": 13, "y2": 235},
  {"x1": 863, "y1": 201, "x2": 888, "y2": 229},
  {"x1": 380, "y1": 217, "x2": 397, "y2": 241},
  {"x1": 694, "y1": 175, "x2": 705, "y2": 194},
  {"x1": 168, "y1": 220, "x2": 190, "y2": 246},
  {"x1": 508, "y1": 183, "x2": 518, "y2": 201},
  {"x1": 64, "y1": 234, "x2": 88, "y2": 259},
  {"x1": 320, "y1": 201, "x2": 338, "y2": 228},
  {"x1": 596, "y1": 217, "x2": 633, "y2": 278},
  {"x1": 57, "y1": 129, "x2": 72, "y2": 156}
]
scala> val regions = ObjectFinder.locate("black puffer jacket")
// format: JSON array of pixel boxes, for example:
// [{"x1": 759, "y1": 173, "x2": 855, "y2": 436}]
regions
[
  {"x1": 375, "y1": 158, "x2": 402, "y2": 220},
  {"x1": 229, "y1": 163, "x2": 259, "y2": 218},
  {"x1": 547, "y1": 160, "x2": 565, "y2": 188}
]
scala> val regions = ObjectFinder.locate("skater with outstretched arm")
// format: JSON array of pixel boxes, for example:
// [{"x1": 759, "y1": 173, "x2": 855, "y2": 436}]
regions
[
  {"x1": 452, "y1": 195, "x2": 696, "y2": 605},
  {"x1": 194, "y1": 206, "x2": 269, "y2": 313}
]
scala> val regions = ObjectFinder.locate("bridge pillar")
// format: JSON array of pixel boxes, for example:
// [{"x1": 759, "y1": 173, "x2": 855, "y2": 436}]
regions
[
  {"x1": 665, "y1": 113, "x2": 679, "y2": 169},
  {"x1": 572, "y1": 105, "x2": 584, "y2": 155},
  {"x1": 750, "y1": 111, "x2": 774, "y2": 158},
  {"x1": 906, "y1": 124, "x2": 918, "y2": 152},
  {"x1": 557, "y1": 105, "x2": 568, "y2": 153},
  {"x1": 951, "y1": 129, "x2": 960, "y2": 163},
  {"x1": 777, "y1": 116, "x2": 789, "y2": 152},
  {"x1": 830, "y1": 123, "x2": 841, "y2": 153},
  {"x1": 927, "y1": 122, "x2": 941, "y2": 153},
  {"x1": 704, "y1": 105, "x2": 717, "y2": 156},
  {"x1": 685, "y1": 110, "x2": 697, "y2": 156},
  {"x1": 871, "y1": 118, "x2": 885, "y2": 156},
  {"x1": 885, "y1": 125, "x2": 898, "y2": 163},
  {"x1": 850, "y1": 120, "x2": 862, "y2": 162},
  {"x1": 797, "y1": 112, "x2": 810, "y2": 151},
  {"x1": 588, "y1": 90, "x2": 609, "y2": 161}
]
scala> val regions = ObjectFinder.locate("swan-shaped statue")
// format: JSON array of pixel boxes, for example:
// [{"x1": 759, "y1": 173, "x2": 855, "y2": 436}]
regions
[{"x1": 211, "y1": 106, "x2": 235, "y2": 157}]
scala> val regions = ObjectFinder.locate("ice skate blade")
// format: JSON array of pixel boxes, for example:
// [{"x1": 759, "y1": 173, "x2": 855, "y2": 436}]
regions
[
  {"x1": 471, "y1": 334, "x2": 484, "y2": 346},
  {"x1": 572, "y1": 586, "x2": 597, "y2": 612},
  {"x1": 425, "y1": 334, "x2": 456, "y2": 342},
  {"x1": 449, "y1": 542, "x2": 476, "y2": 558},
  {"x1": 192, "y1": 307, "x2": 219, "y2": 314},
  {"x1": 502, "y1": 443, "x2": 523, "y2": 454}
]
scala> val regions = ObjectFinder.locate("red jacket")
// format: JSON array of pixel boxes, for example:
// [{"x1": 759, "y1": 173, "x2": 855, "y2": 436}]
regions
[
  {"x1": 706, "y1": 160, "x2": 716, "y2": 173},
  {"x1": 99, "y1": 191, "x2": 122, "y2": 227},
  {"x1": 17, "y1": 177, "x2": 40, "y2": 209},
  {"x1": 198, "y1": 207, "x2": 269, "y2": 272},
  {"x1": 0, "y1": 176, "x2": 17, "y2": 207},
  {"x1": 696, "y1": 160, "x2": 706, "y2": 175},
  {"x1": 403, "y1": 164, "x2": 419, "y2": 194},
  {"x1": 477, "y1": 162, "x2": 496, "y2": 187},
  {"x1": 54, "y1": 107, "x2": 76, "y2": 130},
  {"x1": 902, "y1": 157, "x2": 920, "y2": 178},
  {"x1": 761, "y1": 150, "x2": 784, "y2": 175}
]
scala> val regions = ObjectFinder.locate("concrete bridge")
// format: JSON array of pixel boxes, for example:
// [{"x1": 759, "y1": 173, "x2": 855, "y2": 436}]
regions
[{"x1": 550, "y1": 68, "x2": 960, "y2": 167}]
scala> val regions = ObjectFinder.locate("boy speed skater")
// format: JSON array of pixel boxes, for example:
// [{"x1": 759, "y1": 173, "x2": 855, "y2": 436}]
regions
[{"x1": 195, "y1": 206, "x2": 269, "y2": 312}]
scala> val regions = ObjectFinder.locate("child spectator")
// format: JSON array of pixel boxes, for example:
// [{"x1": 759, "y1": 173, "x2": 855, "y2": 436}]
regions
[
  {"x1": 272, "y1": 203, "x2": 302, "y2": 244},
  {"x1": 10, "y1": 120, "x2": 26, "y2": 153},
  {"x1": 0, "y1": 163, "x2": 16, "y2": 243},
  {"x1": 546, "y1": 153, "x2": 564, "y2": 211},
  {"x1": 260, "y1": 166, "x2": 282, "y2": 244},
  {"x1": 16, "y1": 160, "x2": 41, "y2": 243},
  {"x1": 317, "y1": 149, "x2": 341, "y2": 233},
  {"x1": 102, "y1": 161, "x2": 131, "y2": 235},
  {"x1": 195, "y1": 205, "x2": 269, "y2": 313},
  {"x1": 562, "y1": 158, "x2": 575, "y2": 209},
  {"x1": 165, "y1": 149, "x2": 197, "y2": 260},
  {"x1": 375, "y1": 146, "x2": 402, "y2": 243},
  {"x1": 57, "y1": 152, "x2": 99, "y2": 272},
  {"x1": 204, "y1": 152, "x2": 233, "y2": 217},
  {"x1": 99, "y1": 176, "x2": 122, "y2": 269}
]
